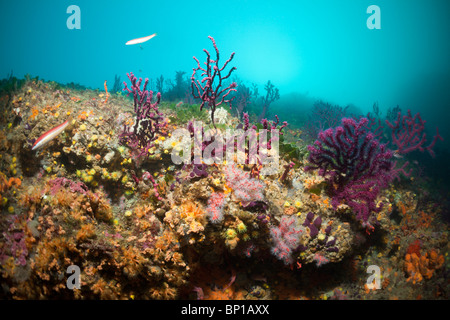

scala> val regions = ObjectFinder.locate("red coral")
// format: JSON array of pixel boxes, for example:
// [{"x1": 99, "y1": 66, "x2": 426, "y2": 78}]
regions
[
  {"x1": 225, "y1": 164, "x2": 264, "y2": 203},
  {"x1": 206, "y1": 192, "x2": 227, "y2": 223},
  {"x1": 270, "y1": 216, "x2": 304, "y2": 265}
]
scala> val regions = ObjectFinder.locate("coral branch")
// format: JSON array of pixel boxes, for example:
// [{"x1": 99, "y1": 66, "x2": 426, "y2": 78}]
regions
[
  {"x1": 306, "y1": 118, "x2": 394, "y2": 224},
  {"x1": 103, "y1": 80, "x2": 109, "y2": 104},
  {"x1": 191, "y1": 36, "x2": 237, "y2": 127},
  {"x1": 385, "y1": 109, "x2": 443, "y2": 157},
  {"x1": 119, "y1": 72, "x2": 167, "y2": 159}
]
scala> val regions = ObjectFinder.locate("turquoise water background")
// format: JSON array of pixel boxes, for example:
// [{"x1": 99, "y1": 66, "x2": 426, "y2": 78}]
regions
[{"x1": 1, "y1": 0, "x2": 449, "y2": 143}]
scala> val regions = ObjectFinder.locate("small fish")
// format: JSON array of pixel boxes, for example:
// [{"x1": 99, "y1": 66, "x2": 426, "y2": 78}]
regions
[
  {"x1": 393, "y1": 150, "x2": 403, "y2": 159},
  {"x1": 32, "y1": 118, "x2": 71, "y2": 150},
  {"x1": 125, "y1": 33, "x2": 157, "y2": 45}
]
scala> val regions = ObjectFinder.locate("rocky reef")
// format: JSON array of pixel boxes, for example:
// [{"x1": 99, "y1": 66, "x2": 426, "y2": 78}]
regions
[{"x1": 0, "y1": 75, "x2": 448, "y2": 300}]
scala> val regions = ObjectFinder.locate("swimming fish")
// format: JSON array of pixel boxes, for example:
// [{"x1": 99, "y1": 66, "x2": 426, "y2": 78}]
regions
[
  {"x1": 31, "y1": 119, "x2": 71, "y2": 150},
  {"x1": 393, "y1": 150, "x2": 403, "y2": 159},
  {"x1": 125, "y1": 33, "x2": 157, "y2": 45}
]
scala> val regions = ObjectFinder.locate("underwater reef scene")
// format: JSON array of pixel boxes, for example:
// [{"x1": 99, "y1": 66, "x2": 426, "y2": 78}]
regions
[{"x1": 0, "y1": 36, "x2": 449, "y2": 301}]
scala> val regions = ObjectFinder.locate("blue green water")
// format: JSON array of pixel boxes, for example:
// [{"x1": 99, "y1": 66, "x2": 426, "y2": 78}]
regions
[{"x1": 1, "y1": 0, "x2": 449, "y2": 120}]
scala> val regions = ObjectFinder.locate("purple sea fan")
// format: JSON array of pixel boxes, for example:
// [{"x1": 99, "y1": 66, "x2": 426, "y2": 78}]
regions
[
  {"x1": 191, "y1": 36, "x2": 237, "y2": 127},
  {"x1": 306, "y1": 118, "x2": 393, "y2": 188},
  {"x1": 119, "y1": 72, "x2": 167, "y2": 159},
  {"x1": 305, "y1": 117, "x2": 394, "y2": 223},
  {"x1": 270, "y1": 216, "x2": 304, "y2": 265},
  {"x1": 385, "y1": 109, "x2": 443, "y2": 157}
]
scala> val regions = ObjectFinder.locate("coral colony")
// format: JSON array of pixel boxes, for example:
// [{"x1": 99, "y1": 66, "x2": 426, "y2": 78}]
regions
[
  {"x1": 191, "y1": 36, "x2": 238, "y2": 127},
  {"x1": 305, "y1": 117, "x2": 394, "y2": 224},
  {"x1": 270, "y1": 216, "x2": 304, "y2": 265},
  {"x1": 119, "y1": 72, "x2": 167, "y2": 159},
  {"x1": 385, "y1": 109, "x2": 443, "y2": 157},
  {"x1": 0, "y1": 35, "x2": 447, "y2": 301}
]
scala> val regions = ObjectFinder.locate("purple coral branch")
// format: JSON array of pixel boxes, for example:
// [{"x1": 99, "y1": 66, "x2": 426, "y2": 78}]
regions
[
  {"x1": 120, "y1": 72, "x2": 167, "y2": 159},
  {"x1": 304, "y1": 101, "x2": 348, "y2": 141},
  {"x1": 191, "y1": 36, "x2": 237, "y2": 127},
  {"x1": 385, "y1": 109, "x2": 443, "y2": 157},
  {"x1": 280, "y1": 162, "x2": 294, "y2": 182},
  {"x1": 306, "y1": 118, "x2": 394, "y2": 224},
  {"x1": 426, "y1": 127, "x2": 443, "y2": 157},
  {"x1": 142, "y1": 172, "x2": 162, "y2": 201},
  {"x1": 390, "y1": 160, "x2": 412, "y2": 181}
]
